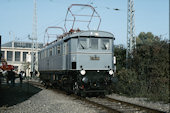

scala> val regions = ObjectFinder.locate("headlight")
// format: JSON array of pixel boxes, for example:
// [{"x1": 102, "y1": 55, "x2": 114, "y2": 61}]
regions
[
  {"x1": 80, "y1": 70, "x2": 86, "y2": 75},
  {"x1": 109, "y1": 70, "x2": 113, "y2": 75},
  {"x1": 82, "y1": 77, "x2": 88, "y2": 83}
]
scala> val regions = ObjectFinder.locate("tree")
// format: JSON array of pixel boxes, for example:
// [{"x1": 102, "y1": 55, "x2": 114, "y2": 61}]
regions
[
  {"x1": 114, "y1": 32, "x2": 169, "y2": 102},
  {"x1": 136, "y1": 32, "x2": 160, "y2": 45},
  {"x1": 132, "y1": 39, "x2": 169, "y2": 102},
  {"x1": 21, "y1": 61, "x2": 30, "y2": 76},
  {"x1": 114, "y1": 45, "x2": 126, "y2": 72}
]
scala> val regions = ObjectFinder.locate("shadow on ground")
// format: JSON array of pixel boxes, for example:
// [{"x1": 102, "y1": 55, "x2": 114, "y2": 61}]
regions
[{"x1": 0, "y1": 82, "x2": 42, "y2": 107}]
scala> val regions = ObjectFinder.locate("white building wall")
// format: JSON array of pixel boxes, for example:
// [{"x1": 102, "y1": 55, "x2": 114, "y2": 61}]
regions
[{"x1": 1, "y1": 47, "x2": 41, "y2": 77}]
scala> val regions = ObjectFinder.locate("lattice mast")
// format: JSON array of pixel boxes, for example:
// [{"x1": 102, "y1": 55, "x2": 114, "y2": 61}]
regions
[
  {"x1": 126, "y1": 0, "x2": 136, "y2": 68},
  {"x1": 31, "y1": 0, "x2": 38, "y2": 75}
]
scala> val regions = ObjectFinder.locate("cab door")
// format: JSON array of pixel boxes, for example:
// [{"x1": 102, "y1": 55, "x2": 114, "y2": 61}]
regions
[{"x1": 63, "y1": 42, "x2": 69, "y2": 70}]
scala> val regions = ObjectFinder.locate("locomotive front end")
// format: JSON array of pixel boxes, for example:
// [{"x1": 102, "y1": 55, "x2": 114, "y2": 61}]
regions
[{"x1": 72, "y1": 31, "x2": 116, "y2": 96}]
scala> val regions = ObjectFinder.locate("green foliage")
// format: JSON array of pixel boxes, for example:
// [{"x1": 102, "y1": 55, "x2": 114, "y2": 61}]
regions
[
  {"x1": 114, "y1": 69, "x2": 140, "y2": 96},
  {"x1": 137, "y1": 32, "x2": 160, "y2": 45},
  {"x1": 114, "y1": 32, "x2": 169, "y2": 103},
  {"x1": 114, "y1": 46, "x2": 126, "y2": 72},
  {"x1": 133, "y1": 40, "x2": 169, "y2": 102}
]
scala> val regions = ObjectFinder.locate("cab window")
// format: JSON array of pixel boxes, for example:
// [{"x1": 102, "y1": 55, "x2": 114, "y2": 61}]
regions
[
  {"x1": 78, "y1": 38, "x2": 87, "y2": 49},
  {"x1": 90, "y1": 38, "x2": 98, "y2": 49},
  {"x1": 101, "y1": 39, "x2": 110, "y2": 50},
  {"x1": 57, "y1": 44, "x2": 61, "y2": 54},
  {"x1": 49, "y1": 48, "x2": 52, "y2": 56}
]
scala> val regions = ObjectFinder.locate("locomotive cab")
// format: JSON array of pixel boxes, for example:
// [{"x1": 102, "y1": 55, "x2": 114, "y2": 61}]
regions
[{"x1": 67, "y1": 30, "x2": 115, "y2": 96}]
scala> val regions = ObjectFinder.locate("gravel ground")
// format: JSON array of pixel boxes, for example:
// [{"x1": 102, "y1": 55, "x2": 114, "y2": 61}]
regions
[
  {"x1": 0, "y1": 81, "x2": 98, "y2": 113},
  {"x1": 107, "y1": 93, "x2": 170, "y2": 113}
]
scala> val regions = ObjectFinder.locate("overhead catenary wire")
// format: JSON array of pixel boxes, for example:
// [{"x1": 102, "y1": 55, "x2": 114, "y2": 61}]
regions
[{"x1": 36, "y1": 0, "x2": 121, "y2": 43}]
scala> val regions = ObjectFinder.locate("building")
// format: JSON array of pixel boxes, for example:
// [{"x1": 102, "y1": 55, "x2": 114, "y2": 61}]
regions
[{"x1": 1, "y1": 41, "x2": 43, "y2": 76}]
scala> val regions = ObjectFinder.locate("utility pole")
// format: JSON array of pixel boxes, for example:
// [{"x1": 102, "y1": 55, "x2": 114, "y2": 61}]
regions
[
  {"x1": 126, "y1": 0, "x2": 136, "y2": 68},
  {"x1": 9, "y1": 32, "x2": 15, "y2": 48},
  {"x1": 30, "y1": 0, "x2": 38, "y2": 77}
]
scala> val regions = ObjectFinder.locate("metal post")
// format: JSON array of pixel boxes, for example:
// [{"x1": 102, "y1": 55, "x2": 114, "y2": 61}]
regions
[
  {"x1": 31, "y1": 39, "x2": 34, "y2": 73},
  {"x1": 28, "y1": 35, "x2": 34, "y2": 78},
  {"x1": 126, "y1": 0, "x2": 136, "y2": 68},
  {"x1": 29, "y1": 0, "x2": 38, "y2": 78}
]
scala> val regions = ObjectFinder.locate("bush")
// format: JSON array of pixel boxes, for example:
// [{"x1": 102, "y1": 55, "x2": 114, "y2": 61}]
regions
[
  {"x1": 113, "y1": 33, "x2": 169, "y2": 103},
  {"x1": 114, "y1": 68, "x2": 140, "y2": 96}
]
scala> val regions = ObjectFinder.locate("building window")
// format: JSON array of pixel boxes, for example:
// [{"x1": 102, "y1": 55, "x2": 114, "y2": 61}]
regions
[
  {"x1": 1, "y1": 51, "x2": 4, "y2": 58},
  {"x1": 23, "y1": 52, "x2": 28, "y2": 62},
  {"x1": 7, "y1": 51, "x2": 13, "y2": 61},
  {"x1": 15, "y1": 51, "x2": 20, "y2": 61}
]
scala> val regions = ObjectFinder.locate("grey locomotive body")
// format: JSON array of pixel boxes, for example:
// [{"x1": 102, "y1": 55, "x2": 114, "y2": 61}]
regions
[{"x1": 38, "y1": 30, "x2": 115, "y2": 96}]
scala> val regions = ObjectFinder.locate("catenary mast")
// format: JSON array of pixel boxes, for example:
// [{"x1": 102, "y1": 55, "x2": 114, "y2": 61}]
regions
[
  {"x1": 30, "y1": 0, "x2": 38, "y2": 76},
  {"x1": 126, "y1": 0, "x2": 136, "y2": 68}
]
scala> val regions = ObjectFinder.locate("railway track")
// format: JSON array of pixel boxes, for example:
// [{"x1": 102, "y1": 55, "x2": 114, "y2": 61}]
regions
[
  {"x1": 105, "y1": 97, "x2": 165, "y2": 113},
  {"x1": 28, "y1": 80, "x2": 166, "y2": 113},
  {"x1": 85, "y1": 97, "x2": 166, "y2": 113},
  {"x1": 72, "y1": 95, "x2": 165, "y2": 113},
  {"x1": 27, "y1": 80, "x2": 44, "y2": 88}
]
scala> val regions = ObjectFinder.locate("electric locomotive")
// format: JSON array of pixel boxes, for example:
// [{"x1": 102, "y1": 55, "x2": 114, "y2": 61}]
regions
[{"x1": 38, "y1": 4, "x2": 116, "y2": 96}]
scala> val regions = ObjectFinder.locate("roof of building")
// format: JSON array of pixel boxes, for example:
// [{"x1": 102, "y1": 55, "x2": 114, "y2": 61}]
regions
[{"x1": 2, "y1": 41, "x2": 43, "y2": 49}]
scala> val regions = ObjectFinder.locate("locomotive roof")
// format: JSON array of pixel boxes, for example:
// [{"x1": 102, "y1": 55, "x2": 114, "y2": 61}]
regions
[
  {"x1": 68, "y1": 30, "x2": 114, "y2": 38},
  {"x1": 62, "y1": 30, "x2": 114, "y2": 42},
  {"x1": 41, "y1": 30, "x2": 114, "y2": 51}
]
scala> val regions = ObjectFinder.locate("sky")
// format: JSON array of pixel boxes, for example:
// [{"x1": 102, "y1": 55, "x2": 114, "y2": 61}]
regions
[{"x1": 0, "y1": 0, "x2": 169, "y2": 46}]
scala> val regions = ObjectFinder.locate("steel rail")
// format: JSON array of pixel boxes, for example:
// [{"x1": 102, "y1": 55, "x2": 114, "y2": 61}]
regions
[
  {"x1": 73, "y1": 95, "x2": 121, "y2": 113},
  {"x1": 105, "y1": 97, "x2": 166, "y2": 113}
]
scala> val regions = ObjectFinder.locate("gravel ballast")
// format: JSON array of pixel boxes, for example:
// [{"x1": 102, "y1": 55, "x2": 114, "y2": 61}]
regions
[
  {"x1": 107, "y1": 93, "x2": 170, "y2": 113},
  {"x1": 0, "y1": 88, "x2": 98, "y2": 113}
]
